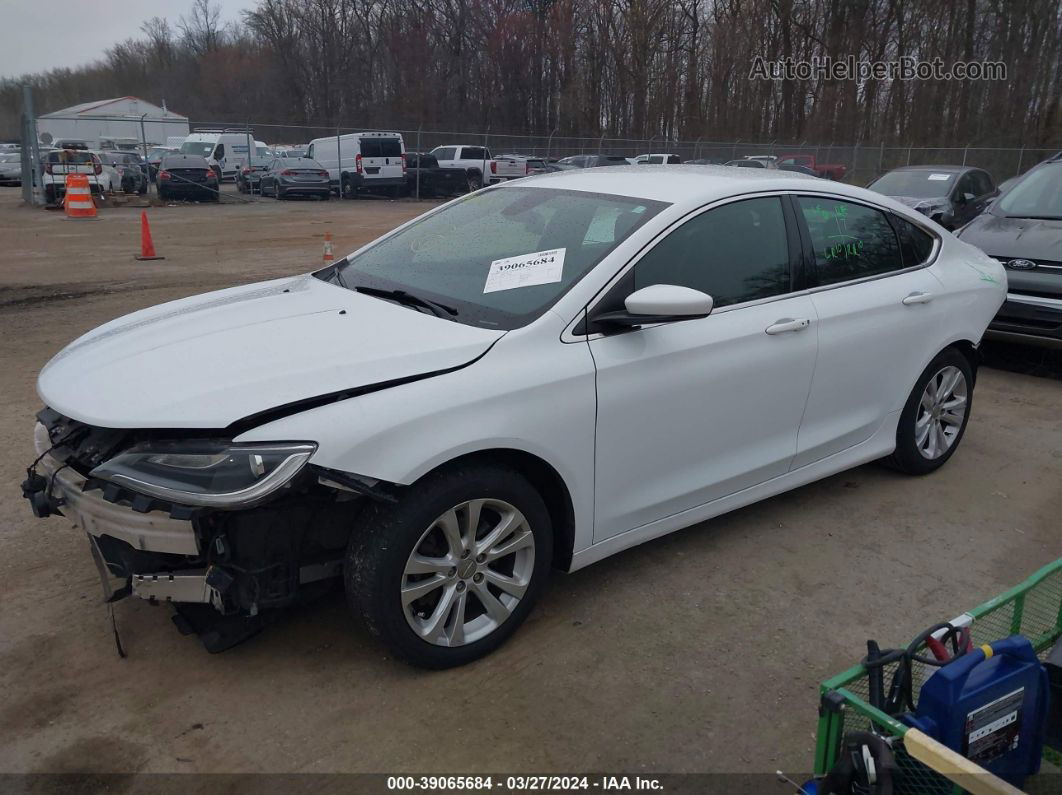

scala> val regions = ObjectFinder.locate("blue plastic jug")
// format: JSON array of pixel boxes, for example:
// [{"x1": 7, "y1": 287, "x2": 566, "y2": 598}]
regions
[{"x1": 903, "y1": 635, "x2": 1049, "y2": 788}]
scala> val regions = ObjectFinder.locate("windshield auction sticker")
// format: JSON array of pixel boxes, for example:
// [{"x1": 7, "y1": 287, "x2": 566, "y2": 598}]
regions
[
  {"x1": 483, "y1": 248, "x2": 566, "y2": 293},
  {"x1": 928, "y1": 173, "x2": 953, "y2": 181}
]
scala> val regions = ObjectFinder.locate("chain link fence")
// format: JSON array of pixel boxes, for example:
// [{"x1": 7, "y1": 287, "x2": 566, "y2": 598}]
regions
[{"x1": 19, "y1": 113, "x2": 1059, "y2": 205}]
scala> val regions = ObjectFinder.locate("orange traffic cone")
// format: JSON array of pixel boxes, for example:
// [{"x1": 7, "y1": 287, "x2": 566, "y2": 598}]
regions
[
  {"x1": 323, "y1": 231, "x2": 335, "y2": 263},
  {"x1": 63, "y1": 174, "x2": 97, "y2": 219},
  {"x1": 135, "y1": 211, "x2": 165, "y2": 261}
]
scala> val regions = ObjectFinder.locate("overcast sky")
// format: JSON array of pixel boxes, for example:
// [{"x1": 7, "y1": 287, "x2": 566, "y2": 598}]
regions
[{"x1": 0, "y1": 0, "x2": 258, "y2": 80}]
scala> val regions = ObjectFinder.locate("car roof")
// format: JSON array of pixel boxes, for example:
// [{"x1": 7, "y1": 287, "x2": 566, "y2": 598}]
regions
[{"x1": 505, "y1": 163, "x2": 849, "y2": 204}]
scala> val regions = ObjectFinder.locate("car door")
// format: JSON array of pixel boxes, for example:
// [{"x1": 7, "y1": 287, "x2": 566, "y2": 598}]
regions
[
  {"x1": 790, "y1": 195, "x2": 946, "y2": 468},
  {"x1": 589, "y1": 195, "x2": 819, "y2": 541}
]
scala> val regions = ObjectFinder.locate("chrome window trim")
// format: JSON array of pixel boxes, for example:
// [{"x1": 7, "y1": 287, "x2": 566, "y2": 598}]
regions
[
  {"x1": 1005, "y1": 292, "x2": 1062, "y2": 309},
  {"x1": 561, "y1": 189, "x2": 941, "y2": 343}
]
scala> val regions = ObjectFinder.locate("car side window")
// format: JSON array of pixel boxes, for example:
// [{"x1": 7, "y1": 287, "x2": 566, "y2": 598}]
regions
[
  {"x1": 633, "y1": 197, "x2": 791, "y2": 308},
  {"x1": 891, "y1": 215, "x2": 935, "y2": 267},
  {"x1": 954, "y1": 173, "x2": 977, "y2": 200},
  {"x1": 972, "y1": 171, "x2": 994, "y2": 196},
  {"x1": 797, "y1": 197, "x2": 902, "y2": 286}
]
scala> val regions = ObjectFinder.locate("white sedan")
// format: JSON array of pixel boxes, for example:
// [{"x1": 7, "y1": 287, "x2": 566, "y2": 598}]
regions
[{"x1": 24, "y1": 166, "x2": 1006, "y2": 667}]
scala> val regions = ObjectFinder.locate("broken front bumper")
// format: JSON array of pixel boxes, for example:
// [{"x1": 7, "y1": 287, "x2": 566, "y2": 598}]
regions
[{"x1": 29, "y1": 422, "x2": 216, "y2": 605}]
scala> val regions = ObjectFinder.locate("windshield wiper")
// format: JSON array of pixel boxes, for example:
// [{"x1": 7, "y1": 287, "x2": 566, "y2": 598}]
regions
[
  {"x1": 1007, "y1": 215, "x2": 1062, "y2": 221},
  {"x1": 353, "y1": 285, "x2": 459, "y2": 318}
]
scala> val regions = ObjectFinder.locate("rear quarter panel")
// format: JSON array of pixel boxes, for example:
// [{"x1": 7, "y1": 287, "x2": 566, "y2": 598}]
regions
[{"x1": 926, "y1": 234, "x2": 1008, "y2": 349}]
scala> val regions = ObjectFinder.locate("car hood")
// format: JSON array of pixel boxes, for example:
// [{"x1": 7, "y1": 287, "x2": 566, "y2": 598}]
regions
[
  {"x1": 957, "y1": 213, "x2": 1062, "y2": 261},
  {"x1": 38, "y1": 275, "x2": 504, "y2": 429}
]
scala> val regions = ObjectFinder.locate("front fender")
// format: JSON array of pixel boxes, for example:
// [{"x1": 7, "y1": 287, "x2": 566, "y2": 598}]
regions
[{"x1": 236, "y1": 318, "x2": 598, "y2": 555}]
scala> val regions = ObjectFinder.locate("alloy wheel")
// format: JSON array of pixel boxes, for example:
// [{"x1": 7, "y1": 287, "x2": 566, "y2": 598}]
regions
[
  {"x1": 401, "y1": 498, "x2": 535, "y2": 647},
  {"x1": 915, "y1": 365, "x2": 968, "y2": 459}
]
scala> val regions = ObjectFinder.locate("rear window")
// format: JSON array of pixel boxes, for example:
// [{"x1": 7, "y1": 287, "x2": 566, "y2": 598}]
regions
[
  {"x1": 462, "y1": 147, "x2": 488, "y2": 161},
  {"x1": 361, "y1": 137, "x2": 402, "y2": 158},
  {"x1": 46, "y1": 151, "x2": 95, "y2": 164}
]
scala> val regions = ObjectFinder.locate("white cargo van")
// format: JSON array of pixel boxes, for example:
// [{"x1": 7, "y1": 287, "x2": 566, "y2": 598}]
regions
[
  {"x1": 306, "y1": 132, "x2": 405, "y2": 197},
  {"x1": 179, "y1": 130, "x2": 260, "y2": 180}
]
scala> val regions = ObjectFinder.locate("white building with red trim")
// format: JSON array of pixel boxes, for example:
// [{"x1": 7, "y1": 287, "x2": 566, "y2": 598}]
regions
[{"x1": 37, "y1": 97, "x2": 189, "y2": 149}]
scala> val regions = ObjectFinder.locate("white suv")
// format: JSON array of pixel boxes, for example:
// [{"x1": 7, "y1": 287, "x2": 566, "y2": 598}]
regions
[{"x1": 42, "y1": 150, "x2": 117, "y2": 202}]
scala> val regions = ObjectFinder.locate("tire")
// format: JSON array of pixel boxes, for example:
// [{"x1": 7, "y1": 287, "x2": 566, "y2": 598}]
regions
[
  {"x1": 466, "y1": 170, "x2": 483, "y2": 192},
  {"x1": 276, "y1": 186, "x2": 286, "y2": 200},
  {"x1": 885, "y1": 347, "x2": 974, "y2": 475},
  {"x1": 341, "y1": 174, "x2": 357, "y2": 199},
  {"x1": 346, "y1": 463, "x2": 553, "y2": 669},
  {"x1": 137, "y1": 183, "x2": 147, "y2": 196}
]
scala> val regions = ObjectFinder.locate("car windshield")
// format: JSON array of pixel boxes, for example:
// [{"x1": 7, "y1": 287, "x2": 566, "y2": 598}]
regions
[
  {"x1": 331, "y1": 186, "x2": 667, "y2": 329},
  {"x1": 995, "y1": 163, "x2": 1062, "y2": 219},
  {"x1": 870, "y1": 170, "x2": 954, "y2": 199},
  {"x1": 179, "y1": 141, "x2": 215, "y2": 157}
]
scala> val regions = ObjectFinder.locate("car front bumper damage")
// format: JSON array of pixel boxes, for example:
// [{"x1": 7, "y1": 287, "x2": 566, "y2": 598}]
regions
[{"x1": 23, "y1": 417, "x2": 367, "y2": 651}]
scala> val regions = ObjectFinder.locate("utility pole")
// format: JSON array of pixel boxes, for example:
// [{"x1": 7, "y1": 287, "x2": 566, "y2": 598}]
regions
[{"x1": 21, "y1": 85, "x2": 43, "y2": 206}]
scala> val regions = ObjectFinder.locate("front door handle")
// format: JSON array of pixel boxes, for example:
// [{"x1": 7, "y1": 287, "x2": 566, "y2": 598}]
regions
[
  {"x1": 765, "y1": 318, "x2": 811, "y2": 335},
  {"x1": 902, "y1": 291, "x2": 934, "y2": 306}
]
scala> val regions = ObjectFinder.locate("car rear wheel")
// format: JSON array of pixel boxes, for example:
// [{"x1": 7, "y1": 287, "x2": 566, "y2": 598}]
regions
[
  {"x1": 467, "y1": 171, "x2": 482, "y2": 192},
  {"x1": 885, "y1": 347, "x2": 973, "y2": 475},
  {"x1": 346, "y1": 464, "x2": 552, "y2": 668}
]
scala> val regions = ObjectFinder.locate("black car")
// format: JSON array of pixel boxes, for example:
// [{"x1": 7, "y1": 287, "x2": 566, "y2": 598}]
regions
[
  {"x1": 259, "y1": 157, "x2": 330, "y2": 199},
  {"x1": 724, "y1": 158, "x2": 765, "y2": 168},
  {"x1": 404, "y1": 152, "x2": 467, "y2": 197},
  {"x1": 867, "y1": 165, "x2": 997, "y2": 230},
  {"x1": 157, "y1": 154, "x2": 219, "y2": 202},
  {"x1": 236, "y1": 157, "x2": 272, "y2": 193},
  {"x1": 146, "y1": 147, "x2": 177, "y2": 181},
  {"x1": 956, "y1": 154, "x2": 1062, "y2": 348}
]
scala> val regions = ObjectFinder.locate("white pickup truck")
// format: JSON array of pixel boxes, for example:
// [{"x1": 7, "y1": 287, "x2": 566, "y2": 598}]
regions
[{"x1": 430, "y1": 145, "x2": 525, "y2": 189}]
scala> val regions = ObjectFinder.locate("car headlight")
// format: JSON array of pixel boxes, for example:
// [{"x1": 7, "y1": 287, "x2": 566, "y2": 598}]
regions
[{"x1": 90, "y1": 441, "x2": 317, "y2": 509}]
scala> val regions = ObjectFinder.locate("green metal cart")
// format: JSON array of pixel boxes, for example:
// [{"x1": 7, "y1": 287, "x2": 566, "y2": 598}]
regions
[{"x1": 813, "y1": 558, "x2": 1062, "y2": 794}]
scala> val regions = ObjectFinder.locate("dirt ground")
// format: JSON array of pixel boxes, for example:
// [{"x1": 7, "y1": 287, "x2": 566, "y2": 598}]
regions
[{"x1": 0, "y1": 186, "x2": 1059, "y2": 782}]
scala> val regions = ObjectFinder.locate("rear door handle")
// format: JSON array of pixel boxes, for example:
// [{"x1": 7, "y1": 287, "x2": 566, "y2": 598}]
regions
[
  {"x1": 902, "y1": 291, "x2": 934, "y2": 306},
  {"x1": 765, "y1": 318, "x2": 811, "y2": 335}
]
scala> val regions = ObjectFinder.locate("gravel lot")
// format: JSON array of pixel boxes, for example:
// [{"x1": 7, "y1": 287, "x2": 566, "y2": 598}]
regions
[{"x1": 0, "y1": 186, "x2": 1059, "y2": 781}]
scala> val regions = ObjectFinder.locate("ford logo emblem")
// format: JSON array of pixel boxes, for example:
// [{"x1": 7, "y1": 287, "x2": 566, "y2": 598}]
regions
[{"x1": 1006, "y1": 259, "x2": 1037, "y2": 270}]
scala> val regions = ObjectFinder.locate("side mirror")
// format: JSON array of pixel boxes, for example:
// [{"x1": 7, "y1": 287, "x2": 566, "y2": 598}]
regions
[{"x1": 594, "y1": 284, "x2": 714, "y2": 329}]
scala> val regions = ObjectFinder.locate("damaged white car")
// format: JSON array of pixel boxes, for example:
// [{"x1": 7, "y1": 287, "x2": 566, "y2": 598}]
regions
[{"x1": 23, "y1": 166, "x2": 1006, "y2": 667}]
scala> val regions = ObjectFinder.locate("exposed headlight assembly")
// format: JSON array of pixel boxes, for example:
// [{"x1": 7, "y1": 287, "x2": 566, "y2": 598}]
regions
[{"x1": 90, "y1": 441, "x2": 317, "y2": 509}]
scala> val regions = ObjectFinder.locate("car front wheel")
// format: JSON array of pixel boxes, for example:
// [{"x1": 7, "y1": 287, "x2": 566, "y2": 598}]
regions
[
  {"x1": 886, "y1": 347, "x2": 973, "y2": 475},
  {"x1": 346, "y1": 464, "x2": 552, "y2": 668}
]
